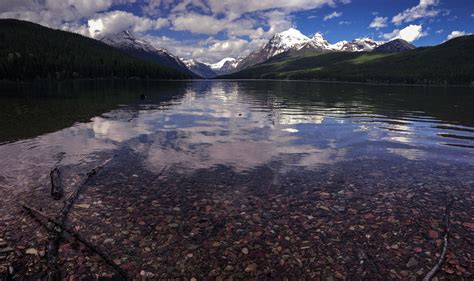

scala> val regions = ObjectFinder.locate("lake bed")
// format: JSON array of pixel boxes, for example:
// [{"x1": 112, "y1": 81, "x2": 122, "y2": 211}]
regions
[{"x1": 0, "y1": 80, "x2": 473, "y2": 279}]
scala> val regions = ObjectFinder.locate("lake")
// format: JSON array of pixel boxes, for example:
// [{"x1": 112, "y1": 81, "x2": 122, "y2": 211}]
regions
[{"x1": 0, "y1": 80, "x2": 473, "y2": 279}]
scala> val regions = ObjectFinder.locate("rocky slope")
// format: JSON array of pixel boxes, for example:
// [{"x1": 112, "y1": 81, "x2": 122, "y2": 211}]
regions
[
  {"x1": 101, "y1": 31, "x2": 198, "y2": 78},
  {"x1": 374, "y1": 39, "x2": 416, "y2": 52},
  {"x1": 182, "y1": 59, "x2": 217, "y2": 78}
]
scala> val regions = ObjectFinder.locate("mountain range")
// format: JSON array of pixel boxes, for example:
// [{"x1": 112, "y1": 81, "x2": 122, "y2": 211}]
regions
[
  {"x1": 233, "y1": 28, "x2": 385, "y2": 73},
  {"x1": 1, "y1": 19, "x2": 472, "y2": 85},
  {"x1": 100, "y1": 28, "x2": 410, "y2": 78},
  {"x1": 220, "y1": 35, "x2": 474, "y2": 85}
]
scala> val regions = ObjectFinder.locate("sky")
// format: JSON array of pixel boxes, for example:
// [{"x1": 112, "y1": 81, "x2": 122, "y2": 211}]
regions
[{"x1": 0, "y1": 0, "x2": 472, "y2": 63}]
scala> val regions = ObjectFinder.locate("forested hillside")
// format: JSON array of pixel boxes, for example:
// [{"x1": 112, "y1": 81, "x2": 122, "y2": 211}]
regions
[{"x1": 0, "y1": 19, "x2": 190, "y2": 81}]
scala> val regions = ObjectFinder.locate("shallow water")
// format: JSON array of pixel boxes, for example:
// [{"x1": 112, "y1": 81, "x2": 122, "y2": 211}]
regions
[
  {"x1": 1, "y1": 80, "x2": 474, "y2": 279},
  {"x1": 0, "y1": 80, "x2": 473, "y2": 193}
]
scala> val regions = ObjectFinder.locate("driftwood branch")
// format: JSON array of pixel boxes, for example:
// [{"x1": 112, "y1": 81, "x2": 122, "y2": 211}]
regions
[
  {"x1": 48, "y1": 157, "x2": 114, "y2": 280},
  {"x1": 50, "y1": 167, "x2": 63, "y2": 200},
  {"x1": 22, "y1": 205, "x2": 130, "y2": 280},
  {"x1": 423, "y1": 197, "x2": 454, "y2": 281}
]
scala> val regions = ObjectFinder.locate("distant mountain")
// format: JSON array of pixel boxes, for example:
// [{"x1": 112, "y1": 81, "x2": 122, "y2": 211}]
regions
[
  {"x1": 209, "y1": 58, "x2": 237, "y2": 70},
  {"x1": 298, "y1": 32, "x2": 332, "y2": 51},
  {"x1": 208, "y1": 57, "x2": 242, "y2": 75},
  {"x1": 219, "y1": 35, "x2": 474, "y2": 85},
  {"x1": 334, "y1": 38, "x2": 381, "y2": 52},
  {"x1": 0, "y1": 19, "x2": 190, "y2": 81},
  {"x1": 374, "y1": 39, "x2": 416, "y2": 52},
  {"x1": 182, "y1": 58, "x2": 217, "y2": 78},
  {"x1": 236, "y1": 28, "x2": 316, "y2": 71},
  {"x1": 101, "y1": 31, "x2": 199, "y2": 78},
  {"x1": 233, "y1": 28, "x2": 382, "y2": 71}
]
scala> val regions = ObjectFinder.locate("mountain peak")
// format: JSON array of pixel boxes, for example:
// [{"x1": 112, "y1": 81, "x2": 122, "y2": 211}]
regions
[
  {"x1": 330, "y1": 37, "x2": 380, "y2": 52},
  {"x1": 102, "y1": 30, "x2": 134, "y2": 42},
  {"x1": 210, "y1": 57, "x2": 236, "y2": 70},
  {"x1": 275, "y1": 28, "x2": 309, "y2": 40},
  {"x1": 264, "y1": 28, "x2": 311, "y2": 57},
  {"x1": 101, "y1": 30, "x2": 156, "y2": 53},
  {"x1": 312, "y1": 32, "x2": 324, "y2": 40},
  {"x1": 374, "y1": 38, "x2": 415, "y2": 52}
]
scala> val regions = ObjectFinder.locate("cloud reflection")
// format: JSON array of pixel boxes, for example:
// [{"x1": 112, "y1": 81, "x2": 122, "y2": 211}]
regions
[{"x1": 2, "y1": 81, "x2": 472, "y2": 195}]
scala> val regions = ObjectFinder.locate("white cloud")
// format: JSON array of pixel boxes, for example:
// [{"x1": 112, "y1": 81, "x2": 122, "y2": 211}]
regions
[
  {"x1": 339, "y1": 21, "x2": 350, "y2": 25},
  {"x1": 88, "y1": 10, "x2": 168, "y2": 38},
  {"x1": 171, "y1": 13, "x2": 226, "y2": 35},
  {"x1": 144, "y1": 35, "x2": 262, "y2": 63},
  {"x1": 324, "y1": 11, "x2": 342, "y2": 21},
  {"x1": 0, "y1": 0, "x2": 114, "y2": 25},
  {"x1": 46, "y1": 0, "x2": 113, "y2": 18},
  {"x1": 369, "y1": 16, "x2": 387, "y2": 29},
  {"x1": 446, "y1": 30, "x2": 471, "y2": 41},
  {"x1": 392, "y1": 0, "x2": 441, "y2": 25},
  {"x1": 382, "y1": 24, "x2": 426, "y2": 43},
  {"x1": 205, "y1": 0, "x2": 348, "y2": 21},
  {"x1": 199, "y1": 38, "x2": 251, "y2": 60}
]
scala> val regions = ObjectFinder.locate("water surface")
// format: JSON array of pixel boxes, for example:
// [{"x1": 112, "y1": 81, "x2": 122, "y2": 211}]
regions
[
  {"x1": 1, "y1": 80, "x2": 474, "y2": 279},
  {"x1": 0, "y1": 80, "x2": 473, "y2": 193}
]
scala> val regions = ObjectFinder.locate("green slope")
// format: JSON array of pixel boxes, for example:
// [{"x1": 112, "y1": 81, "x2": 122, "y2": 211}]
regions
[
  {"x1": 0, "y1": 19, "x2": 191, "y2": 81},
  {"x1": 221, "y1": 35, "x2": 474, "y2": 85}
]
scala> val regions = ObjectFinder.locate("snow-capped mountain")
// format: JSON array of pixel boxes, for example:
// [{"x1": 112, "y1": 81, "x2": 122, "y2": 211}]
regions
[
  {"x1": 180, "y1": 57, "x2": 242, "y2": 77},
  {"x1": 233, "y1": 28, "x2": 383, "y2": 72},
  {"x1": 236, "y1": 28, "x2": 316, "y2": 71},
  {"x1": 331, "y1": 38, "x2": 381, "y2": 52},
  {"x1": 298, "y1": 32, "x2": 332, "y2": 51},
  {"x1": 209, "y1": 57, "x2": 243, "y2": 75},
  {"x1": 261, "y1": 28, "x2": 312, "y2": 57},
  {"x1": 182, "y1": 58, "x2": 217, "y2": 78},
  {"x1": 101, "y1": 31, "x2": 198, "y2": 78},
  {"x1": 210, "y1": 58, "x2": 237, "y2": 70}
]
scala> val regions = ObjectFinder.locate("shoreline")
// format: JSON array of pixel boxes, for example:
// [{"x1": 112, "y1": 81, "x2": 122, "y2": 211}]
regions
[{"x1": 1, "y1": 77, "x2": 473, "y2": 88}]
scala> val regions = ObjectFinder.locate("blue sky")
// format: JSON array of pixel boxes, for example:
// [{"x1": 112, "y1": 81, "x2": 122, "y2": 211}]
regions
[{"x1": 0, "y1": 0, "x2": 472, "y2": 63}]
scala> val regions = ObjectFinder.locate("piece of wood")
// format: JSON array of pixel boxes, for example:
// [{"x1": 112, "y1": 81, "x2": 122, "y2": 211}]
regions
[
  {"x1": 48, "y1": 157, "x2": 114, "y2": 281},
  {"x1": 23, "y1": 205, "x2": 130, "y2": 280},
  {"x1": 423, "y1": 197, "x2": 453, "y2": 281},
  {"x1": 50, "y1": 167, "x2": 63, "y2": 200}
]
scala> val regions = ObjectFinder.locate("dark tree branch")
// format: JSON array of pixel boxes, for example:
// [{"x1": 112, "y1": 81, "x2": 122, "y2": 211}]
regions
[{"x1": 22, "y1": 204, "x2": 130, "y2": 280}]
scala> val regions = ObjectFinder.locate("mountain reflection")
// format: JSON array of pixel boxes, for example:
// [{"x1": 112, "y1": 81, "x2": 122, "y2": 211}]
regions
[{"x1": 0, "y1": 81, "x2": 473, "y2": 194}]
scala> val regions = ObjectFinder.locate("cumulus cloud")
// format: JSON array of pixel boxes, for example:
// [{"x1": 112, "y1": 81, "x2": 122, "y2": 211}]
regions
[
  {"x1": 88, "y1": 11, "x2": 168, "y2": 38},
  {"x1": 144, "y1": 35, "x2": 261, "y2": 63},
  {"x1": 205, "y1": 0, "x2": 348, "y2": 21},
  {"x1": 446, "y1": 30, "x2": 471, "y2": 41},
  {"x1": 392, "y1": 0, "x2": 441, "y2": 25},
  {"x1": 171, "y1": 13, "x2": 226, "y2": 35},
  {"x1": 324, "y1": 11, "x2": 342, "y2": 21},
  {"x1": 382, "y1": 24, "x2": 426, "y2": 43},
  {"x1": 141, "y1": 0, "x2": 349, "y2": 21},
  {"x1": 0, "y1": 0, "x2": 113, "y2": 26},
  {"x1": 369, "y1": 16, "x2": 387, "y2": 29}
]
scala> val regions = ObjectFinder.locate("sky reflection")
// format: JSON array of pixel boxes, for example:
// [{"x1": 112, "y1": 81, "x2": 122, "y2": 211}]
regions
[{"x1": 0, "y1": 81, "x2": 473, "y2": 194}]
